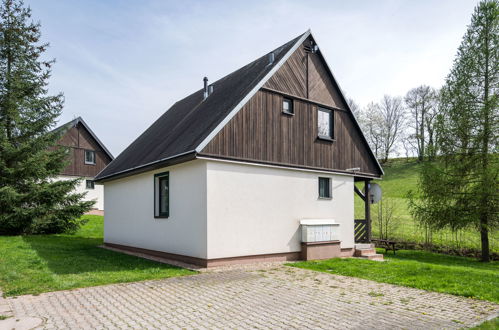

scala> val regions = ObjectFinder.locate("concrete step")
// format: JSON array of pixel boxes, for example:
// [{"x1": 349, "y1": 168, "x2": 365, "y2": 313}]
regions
[
  {"x1": 355, "y1": 243, "x2": 375, "y2": 249},
  {"x1": 359, "y1": 253, "x2": 384, "y2": 261},
  {"x1": 354, "y1": 248, "x2": 376, "y2": 257}
]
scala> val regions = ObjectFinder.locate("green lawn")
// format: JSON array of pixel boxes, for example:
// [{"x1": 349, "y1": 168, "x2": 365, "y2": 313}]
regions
[
  {"x1": 355, "y1": 159, "x2": 498, "y2": 254},
  {"x1": 0, "y1": 215, "x2": 195, "y2": 297},
  {"x1": 472, "y1": 317, "x2": 499, "y2": 329},
  {"x1": 289, "y1": 249, "x2": 499, "y2": 303}
]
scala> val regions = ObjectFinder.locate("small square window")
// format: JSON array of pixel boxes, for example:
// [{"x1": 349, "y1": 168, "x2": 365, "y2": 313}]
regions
[
  {"x1": 154, "y1": 172, "x2": 169, "y2": 218},
  {"x1": 84, "y1": 150, "x2": 96, "y2": 165},
  {"x1": 282, "y1": 98, "x2": 294, "y2": 115},
  {"x1": 86, "y1": 180, "x2": 95, "y2": 189},
  {"x1": 318, "y1": 177, "x2": 331, "y2": 199},
  {"x1": 318, "y1": 108, "x2": 333, "y2": 139}
]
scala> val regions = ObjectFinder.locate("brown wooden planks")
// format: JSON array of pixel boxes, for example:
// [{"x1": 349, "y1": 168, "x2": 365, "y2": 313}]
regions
[
  {"x1": 201, "y1": 36, "x2": 381, "y2": 177},
  {"x1": 201, "y1": 90, "x2": 381, "y2": 176},
  {"x1": 264, "y1": 45, "x2": 307, "y2": 98},
  {"x1": 264, "y1": 36, "x2": 346, "y2": 109},
  {"x1": 58, "y1": 123, "x2": 112, "y2": 177},
  {"x1": 308, "y1": 53, "x2": 344, "y2": 108}
]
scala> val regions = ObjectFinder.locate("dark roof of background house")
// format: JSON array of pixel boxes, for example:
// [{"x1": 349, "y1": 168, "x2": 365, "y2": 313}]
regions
[
  {"x1": 95, "y1": 32, "x2": 306, "y2": 181},
  {"x1": 54, "y1": 117, "x2": 114, "y2": 160}
]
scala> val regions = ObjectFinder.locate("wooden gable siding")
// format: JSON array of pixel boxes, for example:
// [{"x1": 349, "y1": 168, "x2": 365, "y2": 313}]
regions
[
  {"x1": 201, "y1": 89, "x2": 381, "y2": 176},
  {"x1": 58, "y1": 123, "x2": 112, "y2": 177},
  {"x1": 263, "y1": 37, "x2": 345, "y2": 109},
  {"x1": 264, "y1": 45, "x2": 308, "y2": 98}
]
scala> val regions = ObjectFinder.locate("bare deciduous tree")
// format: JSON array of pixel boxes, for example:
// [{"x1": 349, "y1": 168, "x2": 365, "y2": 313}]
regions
[
  {"x1": 378, "y1": 95, "x2": 405, "y2": 162},
  {"x1": 374, "y1": 198, "x2": 399, "y2": 241},
  {"x1": 404, "y1": 85, "x2": 438, "y2": 161},
  {"x1": 354, "y1": 95, "x2": 407, "y2": 163},
  {"x1": 401, "y1": 133, "x2": 417, "y2": 161},
  {"x1": 424, "y1": 92, "x2": 439, "y2": 160},
  {"x1": 346, "y1": 97, "x2": 361, "y2": 118},
  {"x1": 362, "y1": 102, "x2": 384, "y2": 159}
]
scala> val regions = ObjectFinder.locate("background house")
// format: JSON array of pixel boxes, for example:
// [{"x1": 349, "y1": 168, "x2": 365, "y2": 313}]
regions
[
  {"x1": 96, "y1": 30, "x2": 383, "y2": 266},
  {"x1": 55, "y1": 117, "x2": 114, "y2": 212}
]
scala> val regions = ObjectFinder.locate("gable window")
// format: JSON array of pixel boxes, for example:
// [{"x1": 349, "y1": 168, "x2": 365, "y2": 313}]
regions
[
  {"x1": 317, "y1": 108, "x2": 333, "y2": 140},
  {"x1": 84, "y1": 150, "x2": 96, "y2": 165},
  {"x1": 86, "y1": 180, "x2": 95, "y2": 189},
  {"x1": 154, "y1": 172, "x2": 169, "y2": 218},
  {"x1": 282, "y1": 97, "x2": 294, "y2": 115},
  {"x1": 318, "y1": 177, "x2": 331, "y2": 199}
]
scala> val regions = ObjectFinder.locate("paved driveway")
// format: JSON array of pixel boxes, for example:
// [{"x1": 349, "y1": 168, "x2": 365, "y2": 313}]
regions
[{"x1": 4, "y1": 264, "x2": 498, "y2": 329}]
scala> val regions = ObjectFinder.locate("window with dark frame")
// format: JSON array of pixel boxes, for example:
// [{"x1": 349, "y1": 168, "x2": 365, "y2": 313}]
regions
[
  {"x1": 282, "y1": 97, "x2": 294, "y2": 115},
  {"x1": 318, "y1": 177, "x2": 331, "y2": 199},
  {"x1": 154, "y1": 172, "x2": 169, "y2": 218},
  {"x1": 85, "y1": 180, "x2": 95, "y2": 189},
  {"x1": 84, "y1": 150, "x2": 96, "y2": 165},
  {"x1": 317, "y1": 108, "x2": 333, "y2": 139}
]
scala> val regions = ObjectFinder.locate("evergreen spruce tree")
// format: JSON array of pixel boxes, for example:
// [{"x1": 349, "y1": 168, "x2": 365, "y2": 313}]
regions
[
  {"x1": 0, "y1": 0, "x2": 93, "y2": 235},
  {"x1": 409, "y1": 0, "x2": 498, "y2": 261}
]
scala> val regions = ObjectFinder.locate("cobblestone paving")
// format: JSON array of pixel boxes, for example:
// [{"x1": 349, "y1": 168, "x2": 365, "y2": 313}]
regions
[{"x1": 6, "y1": 264, "x2": 499, "y2": 329}]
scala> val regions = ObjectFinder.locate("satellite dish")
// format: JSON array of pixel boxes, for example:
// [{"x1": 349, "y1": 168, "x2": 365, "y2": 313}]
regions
[{"x1": 369, "y1": 183, "x2": 382, "y2": 204}]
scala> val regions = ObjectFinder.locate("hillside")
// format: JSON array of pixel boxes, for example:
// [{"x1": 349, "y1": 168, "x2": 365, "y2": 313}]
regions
[{"x1": 355, "y1": 158, "x2": 498, "y2": 255}]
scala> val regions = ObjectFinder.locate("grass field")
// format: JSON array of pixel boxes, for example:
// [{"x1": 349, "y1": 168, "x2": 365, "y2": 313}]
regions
[
  {"x1": 0, "y1": 215, "x2": 195, "y2": 297},
  {"x1": 472, "y1": 317, "x2": 499, "y2": 329},
  {"x1": 355, "y1": 159, "x2": 498, "y2": 254},
  {"x1": 290, "y1": 249, "x2": 499, "y2": 303}
]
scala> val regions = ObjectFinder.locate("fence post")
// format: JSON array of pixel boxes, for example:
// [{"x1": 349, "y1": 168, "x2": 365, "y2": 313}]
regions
[{"x1": 365, "y1": 179, "x2": 371, "y2": 243}]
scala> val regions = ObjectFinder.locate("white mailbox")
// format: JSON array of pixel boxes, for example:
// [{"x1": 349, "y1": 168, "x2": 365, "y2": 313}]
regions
[{"x1": 300, "y1": 219, "x2": 340, "y2": 243}]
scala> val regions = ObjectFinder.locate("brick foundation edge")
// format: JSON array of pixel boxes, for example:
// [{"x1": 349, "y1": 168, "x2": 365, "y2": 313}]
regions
[
  {"x1": 341, "y1": 247, "x2": 354, "y2": 257},
  {"x1": 103, "y1": 243, "x2": 302, "y2": 267}
]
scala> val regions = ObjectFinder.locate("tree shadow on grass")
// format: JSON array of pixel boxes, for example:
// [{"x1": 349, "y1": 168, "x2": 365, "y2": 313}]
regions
[{"x1": 22, "y1": 235, "x2": 183, "y2": 275}]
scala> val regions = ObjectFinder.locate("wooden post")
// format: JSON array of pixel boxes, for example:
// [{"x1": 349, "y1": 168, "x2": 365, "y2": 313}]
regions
[{"x1": 364, "y1": 179, "x2": 371, "y2": 243}]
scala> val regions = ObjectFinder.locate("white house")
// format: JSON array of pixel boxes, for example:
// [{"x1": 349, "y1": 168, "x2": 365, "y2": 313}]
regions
[
  {"x1": 55, "y1": 117, "x2": 113, "y2": 212},
  {"x1": 95, "y1": 30, "x2": 383, "y2": 266}
]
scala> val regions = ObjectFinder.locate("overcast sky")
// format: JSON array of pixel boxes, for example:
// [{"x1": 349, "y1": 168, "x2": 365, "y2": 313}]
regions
[{"x1": 27, "y1": 0, "x2": 478, "y2": 156}]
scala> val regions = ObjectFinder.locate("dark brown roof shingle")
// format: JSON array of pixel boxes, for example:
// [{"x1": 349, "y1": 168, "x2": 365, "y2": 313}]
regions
[{"x1": 95, "y1": 32, "x2": 307, "y2": 181}]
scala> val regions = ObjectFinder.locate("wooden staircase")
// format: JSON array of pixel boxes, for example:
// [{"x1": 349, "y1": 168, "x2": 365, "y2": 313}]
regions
[{"x1": 354, "y1": 244, "x2": 384, "y2": 261}]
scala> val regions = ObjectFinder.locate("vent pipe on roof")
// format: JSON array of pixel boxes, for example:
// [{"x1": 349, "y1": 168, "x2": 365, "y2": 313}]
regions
[
  {"x1": 208, "y1": 85, "x2": 214, "y2": 95},
  {"x1": 203, "y1": 77, "x2": 209, "y2": 99},
  {"x1": 268, "y1": 52, "x2": 275, "y2": 65}
]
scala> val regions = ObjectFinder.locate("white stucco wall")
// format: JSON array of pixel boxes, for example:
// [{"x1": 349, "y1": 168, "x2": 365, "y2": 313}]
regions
[
  {"x1": 103, "y1": 160, "x2": 208, "y2": 259},
  {"x1": 56, "y1": 175, "x2": 104, "y2": 210},
  {"x1": 205, "y1": 160, "x2": 354, "y2": 259},
  {"x1": 103, "y1": 158, "x2": 355, "y2": 261}
]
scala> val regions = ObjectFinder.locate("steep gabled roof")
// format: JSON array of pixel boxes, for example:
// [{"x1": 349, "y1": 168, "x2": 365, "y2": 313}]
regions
[
  {"x1": 96, "y1": 30, "x2": 383, "y2": 182},
  {"x1": 95, "y1": 31, "x2": 310, "y2": 181},
  {"x1": 54, "y1": 116, "x2": 114, "y2": 160}
]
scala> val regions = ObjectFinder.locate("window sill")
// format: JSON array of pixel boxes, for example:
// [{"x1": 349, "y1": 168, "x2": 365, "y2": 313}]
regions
[
  {"x1": 282, "y1": 111, "x2": 294, "y2": 116},
  {"x1": 85, "y1": 162, "x2": 96, "y2": 165},
  {"x1": 318, "y1": 197, "x2": 332, "y2": 200},
  {"x1": 317, "y1": 136, "x2": 335, "y2": 142},
  {"x1": 154, "y1": 215, "x2": 169, "y2": 219}
]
